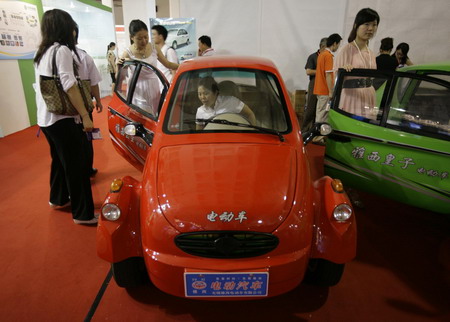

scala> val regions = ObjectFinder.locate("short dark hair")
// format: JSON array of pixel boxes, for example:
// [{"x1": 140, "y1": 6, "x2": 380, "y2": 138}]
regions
[
  {"x1": 198, "y1": 76, "x2": 219, "y2": 94},
  {"x1": 348, "y1": 8, "x2": 380, "y2": 43},
  {"x1": 380, "y1": 37, "x2": 393, "y2": 51},
  {"x1": 326, "y1": 33, "x2": 342, "y2": 47},
  {"x1": 151, "y1": 25, "x2": 168, "y2": 41},
  {"x1": 198, "y1": 35, "x2": 212, "y2": 48}
]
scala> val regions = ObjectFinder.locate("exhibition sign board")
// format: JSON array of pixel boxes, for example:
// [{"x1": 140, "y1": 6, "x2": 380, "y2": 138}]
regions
[
  {"x1": 150, "y1": 18, "x2": 196, "y2": 62},
  {"x1": 0, "y1": 0, "x2": 40, "y2": 60}
]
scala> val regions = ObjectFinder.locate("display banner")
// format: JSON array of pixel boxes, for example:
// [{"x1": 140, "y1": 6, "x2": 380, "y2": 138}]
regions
[
  {"x1": 150, "y1": 17, "x2": 196, "y2": 62},
  {"x1": 0, "y1": 0, "x2": 40, "y2": 60}
]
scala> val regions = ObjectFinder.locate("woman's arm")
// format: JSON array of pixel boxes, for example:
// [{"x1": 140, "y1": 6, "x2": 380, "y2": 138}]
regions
[
  {"x1": 66, "y1": 85, "x2": 93, "y2": 131},
  {"x1": 91, "y1": 84, "x2": 103, "y2": 113}
]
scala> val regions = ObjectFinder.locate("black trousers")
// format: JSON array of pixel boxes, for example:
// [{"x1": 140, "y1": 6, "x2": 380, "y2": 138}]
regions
[
  {"x1": 301, "y1": 79, "x2": 318, "y2": 131},
  {"x1": 41, "y1": 118, "x2": 95, "y2": 221}
]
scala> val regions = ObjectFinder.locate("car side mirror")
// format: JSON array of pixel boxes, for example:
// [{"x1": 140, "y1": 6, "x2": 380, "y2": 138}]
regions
[
  {"x1": 302, "y1": 122, "x2": 332, "y2": 146},
  {"x1": 124, "y1": 122, "x2": 154, "y2": 146}
]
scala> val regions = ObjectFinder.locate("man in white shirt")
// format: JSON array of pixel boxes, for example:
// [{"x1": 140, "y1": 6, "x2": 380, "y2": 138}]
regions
[
  {"x1": 151, "y1": 24, "x2": 179, "y2": 83},
  {"x1": 198, "y1": 35, "x2": 215, "y2": 57}
]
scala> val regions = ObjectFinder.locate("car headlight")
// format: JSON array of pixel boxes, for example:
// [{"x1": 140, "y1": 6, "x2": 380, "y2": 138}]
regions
[
  {"x1": 333, "y1": 204, "x2": 352, "y2": 222},
  {"x1": 102, "y1": 203, "x2": 121, "y2": 221}
]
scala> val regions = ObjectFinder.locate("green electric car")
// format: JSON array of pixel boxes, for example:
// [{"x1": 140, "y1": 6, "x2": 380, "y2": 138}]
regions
[{"x1": 325, "y1": 62, "x2": 450, "y2": 214}]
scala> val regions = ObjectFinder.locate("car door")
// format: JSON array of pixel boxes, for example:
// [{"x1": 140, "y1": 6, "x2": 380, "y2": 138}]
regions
[
  {"x1": 325, "y1": 68, "x2": 450, "y2": 214},
  {"x1": 108, "y1": 60, "x2": 170, "y2": 171}
]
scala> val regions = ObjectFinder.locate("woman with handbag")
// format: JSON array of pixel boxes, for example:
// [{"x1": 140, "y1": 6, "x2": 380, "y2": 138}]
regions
[{"x1": 34, "y1": 9, "x2": 97, "y2": 225}]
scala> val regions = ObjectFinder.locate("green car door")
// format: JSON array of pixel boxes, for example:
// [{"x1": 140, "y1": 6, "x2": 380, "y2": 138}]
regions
[{"x1": 325, "y1": 67, "x2": 450, "y2": 214}]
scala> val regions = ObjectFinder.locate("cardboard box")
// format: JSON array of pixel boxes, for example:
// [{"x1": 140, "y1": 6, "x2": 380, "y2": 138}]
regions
[{"x1": 291, "y1": 90, "x2": 306, "y2": 123}]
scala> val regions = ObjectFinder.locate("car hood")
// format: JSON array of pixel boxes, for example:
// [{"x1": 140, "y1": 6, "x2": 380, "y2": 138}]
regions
[{"x1": 156, "y1": 143, "x2": 297, "y2": 233}]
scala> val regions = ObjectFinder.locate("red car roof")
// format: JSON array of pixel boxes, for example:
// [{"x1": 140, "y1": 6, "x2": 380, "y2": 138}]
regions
[{"x1": 177, "y1": 55, "x2": 278, "y2": 73}]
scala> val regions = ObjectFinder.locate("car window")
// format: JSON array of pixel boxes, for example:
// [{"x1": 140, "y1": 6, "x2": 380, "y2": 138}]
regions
[
  {"x1": 423, "y1": 74, "x2": 450, "y2": 83},
  {"x1": 387, "y1": 77, "x2": 450, "y2": 140},
  {"x1": 116, "y1": 62, "x2": 167, "y2": 119},
  {"x1": 164, "y1": 68, "x2": 290, "y2": 133},
  {"x1": 131, "y1": 64, "x2": 164, "y2": 118},
  {"x1": 335, "y1": 74, "x2": 389, "y2": 125},
  {"x1": 116, "y1": 63, "x2": 134, "y2": 102}
]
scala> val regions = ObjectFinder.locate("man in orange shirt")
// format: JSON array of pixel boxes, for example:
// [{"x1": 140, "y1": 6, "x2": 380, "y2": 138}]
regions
[{"x1": 313, "y1": 33, "x2": 342, "y2": 124}]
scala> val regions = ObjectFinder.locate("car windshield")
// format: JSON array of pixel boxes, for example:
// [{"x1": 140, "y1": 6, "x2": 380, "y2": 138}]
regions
[{"x1": 164, "y1": 68, "x2": 290, "y2": 134}]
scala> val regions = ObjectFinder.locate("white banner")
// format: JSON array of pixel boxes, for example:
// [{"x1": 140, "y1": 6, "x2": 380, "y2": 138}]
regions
[{"x1": 0, "y1": 1, "x2": 40, "y2": 60}]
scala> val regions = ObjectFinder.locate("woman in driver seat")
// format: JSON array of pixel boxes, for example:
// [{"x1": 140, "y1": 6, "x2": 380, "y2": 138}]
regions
[{"x1": 196, "y1": 76, "x2": 256, "y2": 130}]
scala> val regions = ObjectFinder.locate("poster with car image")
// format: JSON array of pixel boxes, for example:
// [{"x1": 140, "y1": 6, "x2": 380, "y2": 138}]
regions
[
  {"x1": 150, "y1": 18, "x2": 196, "y2": 62},
  {"x1": 0, "y1": 1, "x2": 40, "y2": 59}
]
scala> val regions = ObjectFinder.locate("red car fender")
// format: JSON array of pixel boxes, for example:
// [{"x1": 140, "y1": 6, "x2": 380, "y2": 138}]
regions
[
  {"x1": 96, "y1": 176, "x2": 143, "y2": 263},
  {"x1": 310, "y1": 176, "x2": 357, "y2": 264}
]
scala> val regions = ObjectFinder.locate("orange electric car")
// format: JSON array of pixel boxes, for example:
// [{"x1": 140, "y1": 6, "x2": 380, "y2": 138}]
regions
[{"x1": 97, "y1": 56, "x2": 356, "y2": 299}]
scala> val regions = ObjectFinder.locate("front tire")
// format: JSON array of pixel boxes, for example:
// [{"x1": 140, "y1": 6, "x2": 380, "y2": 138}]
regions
[
  {"x1": 111, "y1": 257, "x2": 148, "y2": 288},
  {"x1": 304, "y1": 258, "x2": 345, "y2": 286},
  {"x1": 172, "y1": 41, "x2": 178, "y2": 49}
]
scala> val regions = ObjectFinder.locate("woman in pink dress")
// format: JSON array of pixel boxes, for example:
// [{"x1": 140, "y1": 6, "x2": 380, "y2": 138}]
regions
[{"x1": 334, "y1": 8, "x2": 380, "y2": 120}]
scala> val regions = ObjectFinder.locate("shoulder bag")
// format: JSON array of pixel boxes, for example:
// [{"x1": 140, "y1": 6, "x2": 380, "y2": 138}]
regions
[{"x1": 39, "y1": 46, "x2": 94, "y2": 116}]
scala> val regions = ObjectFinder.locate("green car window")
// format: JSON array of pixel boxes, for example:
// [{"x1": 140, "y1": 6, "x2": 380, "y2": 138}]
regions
[{"x1": 387, "y1": 77, "x2": 450, "y2": 140}]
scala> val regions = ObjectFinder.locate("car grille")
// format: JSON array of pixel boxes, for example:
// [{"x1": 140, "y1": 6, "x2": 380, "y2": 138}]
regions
[{"x1": 175, "y1": 231, "x2": 279, "y2": 259}]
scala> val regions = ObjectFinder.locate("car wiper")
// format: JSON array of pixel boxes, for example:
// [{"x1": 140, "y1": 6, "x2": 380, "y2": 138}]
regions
[{"x1": 196, "y1": 118, "x2": 285, "y2": 142}]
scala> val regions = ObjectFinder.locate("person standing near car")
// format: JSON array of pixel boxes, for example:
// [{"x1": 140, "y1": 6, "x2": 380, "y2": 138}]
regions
[
  {"x1": 376, "y1": 37, "x2": 397, "y2": 71},
  {"x1": 119, "y1": 20, "x2": 179, "y2": 115},
  {"x1": 34, "y1": 9, "x2": 97, "y2": 225},
  {"x1": 151, "y1": 24, "x2": 179, "y2": 83},
  {"x1": 73, "y1": 25, "x2": 103, "y2": 177},
  {"x1": 393, "y1": 42, "x2": 413, "y2": 68},
  {"x1": 333, "y1": 8, "x2": 379, "y2": 120},
  {"x1": 302, "y1": 37, "x2": 327, "y2": 131},
  {"x1": 107, "y1": 42, "x2": 117, "y2": 85},
  {"x1": 198, "y1": 35, "x2": 215, "y2": 56},
  {"x1": 313, "y1": 33, "x2": 342, "y2": 125}
]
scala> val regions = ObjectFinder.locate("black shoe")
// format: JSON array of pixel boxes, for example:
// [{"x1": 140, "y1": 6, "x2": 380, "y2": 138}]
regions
[{"x1": 90, "y1": 168, "x2": 98, "y2": 177}]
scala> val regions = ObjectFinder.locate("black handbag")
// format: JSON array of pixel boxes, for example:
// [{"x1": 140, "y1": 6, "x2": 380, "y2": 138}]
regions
[{"x1": 39, "y1": 45, "x2": 94, "y2": 116}]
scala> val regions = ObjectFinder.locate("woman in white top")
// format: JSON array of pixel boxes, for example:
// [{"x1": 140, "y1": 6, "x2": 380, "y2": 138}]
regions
[
  {"x1": 119, "y1": 20, "x2": 179, "y2": 116},
  {"x1": 34, "y1": 9, "x2": 97, "y2": 225},
  {"x1": 196, "y1": 76, "x2": 256, "y2": 130}
]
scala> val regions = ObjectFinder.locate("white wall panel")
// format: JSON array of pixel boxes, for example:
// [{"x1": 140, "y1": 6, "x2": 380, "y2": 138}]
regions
[
  {"x1": 180, "y1": 0, "x2": 450, "y2": 92},
  {"x1": 0, "y1": 60, "x2": 30, "y2": 137},
  {"x1": 180, "y1": 0, "x2": 347, "y2": 92}
]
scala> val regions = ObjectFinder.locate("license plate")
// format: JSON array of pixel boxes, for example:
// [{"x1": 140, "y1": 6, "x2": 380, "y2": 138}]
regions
[{"x1": 184, "y1": 272, "x2": 269, "y2": 297}]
